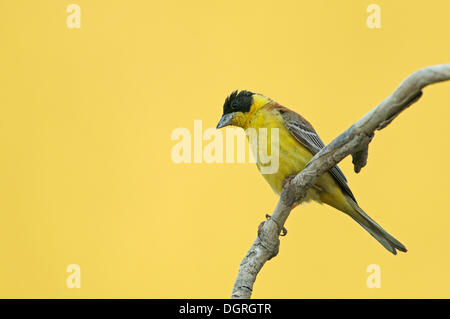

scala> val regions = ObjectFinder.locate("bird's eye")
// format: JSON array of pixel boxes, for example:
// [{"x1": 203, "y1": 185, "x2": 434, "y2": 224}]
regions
[{"x1": 231, "y1": 101, "x2": 238, "y2": 109}]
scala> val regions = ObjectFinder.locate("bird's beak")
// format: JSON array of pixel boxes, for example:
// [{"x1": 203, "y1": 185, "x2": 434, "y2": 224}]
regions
[{"x1": 216, "y1": 113, "x2": 234, "y2": 129}]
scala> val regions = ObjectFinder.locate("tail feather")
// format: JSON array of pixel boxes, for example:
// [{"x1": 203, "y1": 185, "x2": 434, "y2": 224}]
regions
[{"x1": 346, "y1": 198, "x2": 407, "y2": 255}]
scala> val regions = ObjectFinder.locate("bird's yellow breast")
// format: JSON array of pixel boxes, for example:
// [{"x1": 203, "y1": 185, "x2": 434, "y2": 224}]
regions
[
  {"x1": 243, "y1": 100, "x2": 354, "y2": 213},
  {"x1": 245, "y1": 106, "x2": 319, "y2": 200}
]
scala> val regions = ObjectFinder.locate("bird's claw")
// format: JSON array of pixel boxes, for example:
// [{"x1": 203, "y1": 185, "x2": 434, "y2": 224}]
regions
[{"x1": 265, "y1": 214, "x2": 287, "y2": 236}]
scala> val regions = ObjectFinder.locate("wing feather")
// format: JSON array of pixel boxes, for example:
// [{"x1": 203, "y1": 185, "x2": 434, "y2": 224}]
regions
[{"x1": 275, "y1": 105, "x2": 357, "y2": 203}]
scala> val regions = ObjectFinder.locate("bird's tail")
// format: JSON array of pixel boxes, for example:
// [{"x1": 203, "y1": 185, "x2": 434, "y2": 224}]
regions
[{"x1": 346, "y1": 197, "x2": 407, "y2": 255}]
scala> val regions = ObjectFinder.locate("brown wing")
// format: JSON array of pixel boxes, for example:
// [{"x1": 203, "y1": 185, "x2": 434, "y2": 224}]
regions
[{"x1": 272, "y1": 104, "x2": 357, "y2": 203}]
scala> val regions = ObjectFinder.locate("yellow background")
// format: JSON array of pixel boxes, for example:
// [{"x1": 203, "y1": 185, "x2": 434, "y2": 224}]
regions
[{"x1": 1, "y1": 0, "x2": 450, "y2": 298}]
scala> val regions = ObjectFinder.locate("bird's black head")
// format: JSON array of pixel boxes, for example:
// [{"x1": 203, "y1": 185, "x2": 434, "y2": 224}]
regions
[
  {"x1": 217, "y1": 90, "x2": 255, "y2": 129},
  {"x1": 223, "y1": 90, "x2": 254, "y2": 115}
]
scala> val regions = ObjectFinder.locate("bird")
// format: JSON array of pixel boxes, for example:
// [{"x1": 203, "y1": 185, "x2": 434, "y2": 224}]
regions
[{"x1": 216, "y1": 90, "x2": 406, "y2": 255}]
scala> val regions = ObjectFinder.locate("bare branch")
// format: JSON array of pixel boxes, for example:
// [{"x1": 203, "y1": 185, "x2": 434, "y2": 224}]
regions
[{"x1": 231, "y1": 64, "x2": 450, "y2": 299}]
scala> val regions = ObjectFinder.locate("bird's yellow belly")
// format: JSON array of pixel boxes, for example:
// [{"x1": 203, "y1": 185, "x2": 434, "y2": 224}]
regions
[
  {"x1": 246, "y1": 108, "x2": 347, "y2": 207},
  {"x1": 262, "y1": 128, "x2": 324, "y2": 203}
]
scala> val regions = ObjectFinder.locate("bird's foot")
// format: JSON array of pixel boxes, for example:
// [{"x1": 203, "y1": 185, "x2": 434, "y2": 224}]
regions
[{"x1": 265, "y1": 213, "x2": 287, "y2": 236}]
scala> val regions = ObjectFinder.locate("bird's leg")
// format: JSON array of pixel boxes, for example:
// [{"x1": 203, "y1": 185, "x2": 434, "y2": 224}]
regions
[
  {"x1": 282, "y1": 174, "x2": 301, "y2": 210},
  {"x1": 281, "y1": 174, "x2": 297, "y2": 189},
  {"x1": 262, "y1": 173, "x2": 302, "y2": 238}
]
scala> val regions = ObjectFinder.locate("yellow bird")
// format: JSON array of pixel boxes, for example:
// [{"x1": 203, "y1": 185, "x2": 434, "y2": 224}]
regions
[{"x1": 216, "y1": 90, "x2": 406, "y2": 255}]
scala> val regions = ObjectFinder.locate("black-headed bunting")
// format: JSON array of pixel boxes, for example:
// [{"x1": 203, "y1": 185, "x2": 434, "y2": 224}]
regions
[{"x1": 217, "y1": 90, "x2": 406, "y2": 254}]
